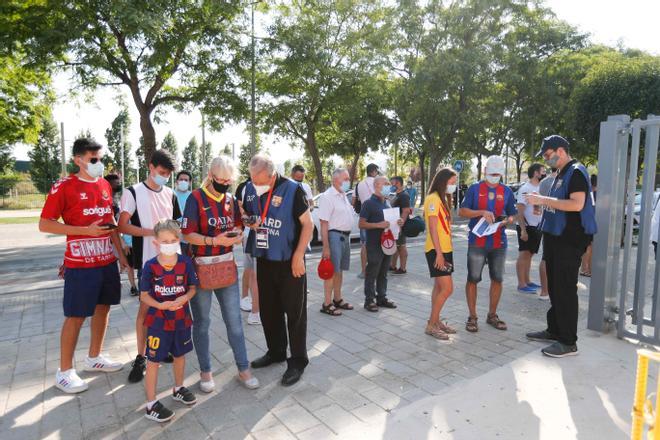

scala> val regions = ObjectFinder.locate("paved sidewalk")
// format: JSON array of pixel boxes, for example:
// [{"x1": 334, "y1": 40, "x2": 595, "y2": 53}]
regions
[{"x1": 0, "y1": 225, "x2": 640, "y2": 439}]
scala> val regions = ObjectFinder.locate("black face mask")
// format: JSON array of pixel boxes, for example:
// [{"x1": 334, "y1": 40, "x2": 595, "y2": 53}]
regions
[
  {"x1": 113, "y1": 185, "x2": 122, "y2": 193},
  {"x1": 212, "y1": 180, "x2": 229, "y2": 193}
]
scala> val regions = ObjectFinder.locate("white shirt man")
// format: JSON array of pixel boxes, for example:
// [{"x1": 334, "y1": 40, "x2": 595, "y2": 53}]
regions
[
  {"x1": 318, "y1": 169, "x2": 356, "y2": 315},
  {"x1": 515, "y1": 164, "x2": 545, "y2": 294}
]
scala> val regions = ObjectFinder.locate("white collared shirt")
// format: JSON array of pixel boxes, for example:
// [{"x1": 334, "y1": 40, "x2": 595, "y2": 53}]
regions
[{"x1": 318, "y1": 185, "x2": 355, "y2": 232}]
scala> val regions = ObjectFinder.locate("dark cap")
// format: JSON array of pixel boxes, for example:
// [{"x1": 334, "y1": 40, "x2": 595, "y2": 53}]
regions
[{"x1": 536, "y1": 135, "x2": 569, "y2": 158}]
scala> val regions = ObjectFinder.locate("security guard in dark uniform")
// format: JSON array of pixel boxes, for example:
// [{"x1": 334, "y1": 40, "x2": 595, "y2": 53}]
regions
[
  {"x1": 243, "y1": 154, "x2": 313, "y2": 386},
  {"x1": 524, "y1": 135, "x2": 597, "y2": 357}
]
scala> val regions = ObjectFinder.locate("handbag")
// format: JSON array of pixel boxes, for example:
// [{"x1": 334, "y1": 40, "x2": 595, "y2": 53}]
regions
[
  {"x1": 194, "y1": 253, "x2": 238, "y2": 290},
  {"x1": 193, "y1": 190, "x2": 238, "y2": 290}
]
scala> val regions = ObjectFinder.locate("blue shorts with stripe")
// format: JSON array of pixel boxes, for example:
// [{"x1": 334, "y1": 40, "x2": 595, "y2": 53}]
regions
[
  {"x1": 145, "y1": 326, "x2": 193, "y2": 362},
  {"x1": 63, "y1": 263, "x2": 121, "y2": 317}
]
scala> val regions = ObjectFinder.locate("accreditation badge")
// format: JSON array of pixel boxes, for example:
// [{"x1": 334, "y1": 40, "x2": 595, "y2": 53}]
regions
[
  {"x1": 272, "y1": 196, "x2": 282, "y2": 207},
  {"x1": 256, "y1": 227, "x2": 269, "y2": 249}
]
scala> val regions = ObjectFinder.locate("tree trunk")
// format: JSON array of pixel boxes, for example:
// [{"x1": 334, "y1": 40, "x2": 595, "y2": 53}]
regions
[
  {"x1": 418, "y1": 152, "x2": 426, "y2": 205},
  {"x1": 476, "y1": 154, "x2": 482, "y2": 181},
  {"x1": 304, "y1": 129, "x2": 325, "y2": 193},
  {"x1": 139, "y1": 111, "x2": 157, "y2": 162},
  {"x1": 349, "y1": 152, "x2": 361, "y2": 186}
]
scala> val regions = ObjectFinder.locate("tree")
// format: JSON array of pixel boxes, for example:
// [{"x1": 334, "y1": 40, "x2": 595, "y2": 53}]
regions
[
  {"x1": 571, "y1": 53, "x2": 660, "y2": 163},
  {"x1": 199, "y1": 141, "x2": 212, "y2": 183},
  {"x1": 29, "y1": 116, "x2": 62, "y2": 193},
  {"x1": 181, "y1": 137, "x2": 199, "y2": 187},
  {"x1": 104, "y1": 105, "x2": 134, "y2": 178},
  {"x1": 260, "y1": 0, "x2": 390, "y2": 192},
  {"x1": 2, "y1": 1, "x2": 247, "y2": 162},
  {"x1": 0, "y1": 52, "x2": 52, "y2": 147},
  {"x1": 160, "y1": 132, "x2": 179, "y2": 167}
]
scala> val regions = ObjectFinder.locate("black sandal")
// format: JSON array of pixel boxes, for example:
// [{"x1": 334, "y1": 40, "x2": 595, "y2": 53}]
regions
[
  {"x1": 364, "y1": 302, "x2": 379, "y2": 312},
  {"x1": 333, "y1": 299, "x2": 354, "y2": 310},
  {"x1": 320, "y1": 303, "x2": 342, "y2": 316}
]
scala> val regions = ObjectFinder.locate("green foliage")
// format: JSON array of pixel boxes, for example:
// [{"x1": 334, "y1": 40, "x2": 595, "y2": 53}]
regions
[
  {"x1": 2, "y1": 0, "x2": 247, "y2": 161},
  {"x1": 0, "y1": 173, "x2": 20, "y2": 197},
  {"x1": 160, "y1": 132, "x2": 179, "y2": 163},
  {"x1": 0, "y1": 144, "x2": 14, "y2": 174},
  {"x1": 571, "y1": 54, "x2": 660, "y2": 162},
  {"x1": 28, "y1": 116, "x2": 61, "y2": 193},
  {"x1": 104, "y1": 105, "x2": 136, "y2": 182},
  {"x1": 0, "y1": 52, "x2": 53, "y2": 147},
  {"x1": 181, "y1": 137, "x2": 199, "y2": 187}
]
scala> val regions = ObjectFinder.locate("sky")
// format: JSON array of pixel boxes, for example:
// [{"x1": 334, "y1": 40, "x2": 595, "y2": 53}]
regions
[{"x1": 12, "y1": 0, "x2": 660, "y2": 175}]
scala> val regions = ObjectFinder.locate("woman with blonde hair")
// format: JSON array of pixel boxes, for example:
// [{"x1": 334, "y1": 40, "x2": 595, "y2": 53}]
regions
[
  {"x1": 181, "y1": 156, "x2": 259, "y2": 392},
  {"x1": 423, "y1": 167, "x2": 458, "y2": 340}
]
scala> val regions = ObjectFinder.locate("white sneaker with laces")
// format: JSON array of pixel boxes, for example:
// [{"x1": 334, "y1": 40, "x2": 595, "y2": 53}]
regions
[
  {"x1": 83, "y1": 354, "x2": 124, "y2": 372},
  {"x1": 55, "y1": 368, "x2": 88, "y2": 394},
  {"x1": 240, "y1": 296, "x2": 252, "y2": 312},
  {"x1": 247, "y1": 312, "x2": 261, "y2": 325}
]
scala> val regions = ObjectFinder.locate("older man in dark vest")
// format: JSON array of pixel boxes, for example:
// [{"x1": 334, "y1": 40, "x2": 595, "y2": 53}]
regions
[{"x1": 243, "y1": 154, "x2": 313, "y2": 386}]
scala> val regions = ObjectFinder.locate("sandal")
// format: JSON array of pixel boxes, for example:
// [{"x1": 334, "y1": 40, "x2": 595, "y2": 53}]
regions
[
  {"x1": 376, "y1": 298, "x2": 397, "y2": 309},
  {"x1": 436, "y1": 321, "x2": 456, "y2": 334},
  {"x1": 364, "y1": 302, "x2": 379, "y2": 312},
  {"x1": 486, "y1": 313, "x2": 507, "y2": 330},
  {"x1": 466, "y1": 316, "x2": 478, "y2": 333},
  {"x1": 580, "y1": 271, "x2": 591, "y2": 277},
  {"x1": 333, "y1": 299, "x2": 354, "y2": 310},
  {"x1": 320, "y1": 303, "x2": 342, "y2": 316},
  {"x1": 425, "y1": 322, "x2": 449, "y2": 340}
]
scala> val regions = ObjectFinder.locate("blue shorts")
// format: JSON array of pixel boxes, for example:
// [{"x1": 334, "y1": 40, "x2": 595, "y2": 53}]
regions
[
  {"x1": 146, "y1": 326, "x2": 193, "y2": 362},
  {"x1": 360, "y1": 229, "x2": 367, "y2": 244},
  {"x1": 328, "y1": 230, "x2": 351, "y2": 272},
  {"x1": 467, "y1": 245, "x2": 506, "y2": 283},
  {"x1": 63, "y1": 263, "x2": 121, "y2": 317}
]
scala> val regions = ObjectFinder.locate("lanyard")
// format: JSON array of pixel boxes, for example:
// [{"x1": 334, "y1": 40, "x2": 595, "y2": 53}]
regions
[{"x1": 258, "y1": 187, "x2": 274, "y2": 223}]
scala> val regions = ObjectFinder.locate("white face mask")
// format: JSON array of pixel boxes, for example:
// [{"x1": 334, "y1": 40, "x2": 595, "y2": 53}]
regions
[
  {"x1": 446, "y1": 184, "x2": 457, "y2": 194},
  {"x1": 485, "y1": 175, "x2": 500, "y2": 185},
  {"x1": 254, "y1": 184, "x2": 271, "y2": 197},
  {"x1": 86, "y1": 160, "x2": 105, "y2": 179},
  {"x1": 177, "y1": 181, "x2": 190, "y2": 192},
  {"x1": 159, "y1": 242, "x2": 179, "y2": 256}
]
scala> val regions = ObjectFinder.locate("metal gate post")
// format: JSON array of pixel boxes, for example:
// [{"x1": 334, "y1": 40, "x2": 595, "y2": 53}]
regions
[{"x1": 588, "y1": 115, "x2": 631, "y2": 332}]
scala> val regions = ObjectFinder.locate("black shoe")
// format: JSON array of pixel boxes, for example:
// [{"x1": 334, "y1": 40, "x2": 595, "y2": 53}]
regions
[
  {"x1": 281, "y1": 367, "x2": 304, "y2": 386},
  {"x1": 251, "y1": 354, "x2": 285, "y2": 369},
  {"x1": 388, "y1": 266, "x2": 397, "y2": 272},
  {"x1": 172, "y1": 386, "x2": 197, "y2": 405},
  {"x1": 130, "y1": 286, "x2": 139, "y2": 296},
  {"x1": 377, "y1": 298, "x2": 397, "y2": 309},
  {"x1": 128, "y1": 354, "x2": 146, "y2": 383},
  {"x1": 145, "y1": 400, "x2": 174, "y2": 422},
  {"x1": 542, "y1": 341, "x2": 578, "y2": 358},
  {"x1": 526, "y1": 330, "x2": 558, "y2": 342},
  {"x1": 162, "y1": 353, "x2": 174, "y2": 364}
]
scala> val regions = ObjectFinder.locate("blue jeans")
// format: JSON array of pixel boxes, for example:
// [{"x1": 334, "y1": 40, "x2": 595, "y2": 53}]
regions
[
  {"x1": 467, "y1": 245, "x2": 506, "y2": 283},
  {"x1": 189, "y1": 281, "x2": 249, "y2": 373}
]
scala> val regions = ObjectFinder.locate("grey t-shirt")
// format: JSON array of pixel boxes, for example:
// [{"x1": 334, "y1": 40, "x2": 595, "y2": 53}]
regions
[{"x1": 539, "y1": 174, "x2": 556, "y2": 196}]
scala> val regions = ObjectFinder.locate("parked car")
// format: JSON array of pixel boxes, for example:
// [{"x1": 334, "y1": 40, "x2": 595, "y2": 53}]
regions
[
  {"x1": 632, "y1": 191, "x2": 660, "y2": 229},
  {"x1": 311, "y1": 189, "x2": 361, "y2": 244}
]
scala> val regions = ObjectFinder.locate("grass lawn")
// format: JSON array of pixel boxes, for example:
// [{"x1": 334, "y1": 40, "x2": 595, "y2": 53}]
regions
[{"x1": 0, "y1": 216, "x2": 40, "y2": 225}]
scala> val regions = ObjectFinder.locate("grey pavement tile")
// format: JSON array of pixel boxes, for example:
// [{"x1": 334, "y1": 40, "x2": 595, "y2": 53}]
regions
[
  {"x1": 312, "y1": 403, "x2": 363, "y2": 435},
  {"x1": 273, "y1": 403, "x2": 320, "y2": 434},
  {"x1": 295, "y1": 423, "x2": 336, "y2": 440},
  {"x1": 252, "y1": 424, "x2": 296, "y2": 440}
]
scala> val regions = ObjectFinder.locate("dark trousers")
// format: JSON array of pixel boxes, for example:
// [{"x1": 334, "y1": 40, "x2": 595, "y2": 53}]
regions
[
  {"x1": 543, "y1": 238, "x2": 584, "y2": 346},
  {"x1": 256, "y1": 258, "x2": 308, "y2": 369},
  {"x1": 364, "y1": 245, "x2": 392, "y2": 303}
]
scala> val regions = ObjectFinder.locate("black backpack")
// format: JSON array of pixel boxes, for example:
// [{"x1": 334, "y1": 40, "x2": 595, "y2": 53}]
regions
[{"x1": 353, "y1": 182, "x2": 362, "y2": 214}]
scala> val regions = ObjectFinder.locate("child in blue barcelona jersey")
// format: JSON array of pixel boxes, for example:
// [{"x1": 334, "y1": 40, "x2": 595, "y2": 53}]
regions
[{"x1": 139, "y1": 219, "x2": 198, "y2": 423}]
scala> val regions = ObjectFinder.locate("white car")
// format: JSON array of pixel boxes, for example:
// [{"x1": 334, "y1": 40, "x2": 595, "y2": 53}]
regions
[
  {"x1": 633, "y1": 191, "x2": 660, "y2": 229},
  {"x1": 311, "y1": 190, "x2": 361, "y2": 244}
]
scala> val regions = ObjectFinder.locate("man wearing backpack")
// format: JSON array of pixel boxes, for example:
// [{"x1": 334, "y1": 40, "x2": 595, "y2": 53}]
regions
[{"x1": 353, "y1": 163, "x2": 380, "y2": 279}]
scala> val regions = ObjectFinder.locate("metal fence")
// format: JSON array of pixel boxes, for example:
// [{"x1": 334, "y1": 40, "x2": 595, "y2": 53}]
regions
[
  {"x1": 588, "y1": 115, "x2": 660, "y2": 345},
  {"x1": 0, "y1": 178, "x2": 54, "y2": 210}
]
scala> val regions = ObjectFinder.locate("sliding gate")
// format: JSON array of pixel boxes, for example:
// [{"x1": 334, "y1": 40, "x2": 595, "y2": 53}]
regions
[{"x1": 587, "y1": 115, "x2": 660, "y2": 344}]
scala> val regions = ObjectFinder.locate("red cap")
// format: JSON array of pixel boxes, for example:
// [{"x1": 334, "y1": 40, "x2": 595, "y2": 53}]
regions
[{"x1": 317, "y1": 258, "x2": 334, "y2": 280}]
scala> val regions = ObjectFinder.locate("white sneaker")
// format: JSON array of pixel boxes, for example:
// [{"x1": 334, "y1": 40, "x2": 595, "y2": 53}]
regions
[
  {"x1": 55, "y1": 368, "x2": 88, "y2": 394},
  {"x1": 247, "y1": 312, "x2": 261, "y2": 325},
  {"x1": 83, "y1": 354, "x2": 124, "y2": 372},
  {"x1": 538, "y1": 293, "x2": 550, "y2": 301},
  {"x1": 199, "y1": 378, "x2": 215, "y2": 393},
  {"x1": 240, "y1": 296, "x2": 252, "y2": 312}
]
